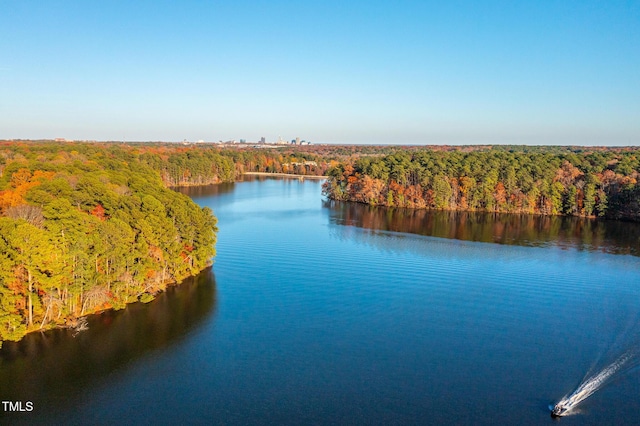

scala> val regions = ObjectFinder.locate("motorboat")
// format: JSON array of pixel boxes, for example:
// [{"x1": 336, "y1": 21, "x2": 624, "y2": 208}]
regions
[{"x1": 551, "y1": 403, "x2": 569, "y2": 417}]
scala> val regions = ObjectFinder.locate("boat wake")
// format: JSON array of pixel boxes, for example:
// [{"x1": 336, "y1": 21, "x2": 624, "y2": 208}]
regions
[{"x1": 551, "y1": 349, "x2": 639, "y2": 417}]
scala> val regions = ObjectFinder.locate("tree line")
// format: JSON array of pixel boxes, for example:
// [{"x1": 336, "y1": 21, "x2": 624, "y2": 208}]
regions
[{"x1": 322, "y1": 147, "x2": 640, "y2": 221}]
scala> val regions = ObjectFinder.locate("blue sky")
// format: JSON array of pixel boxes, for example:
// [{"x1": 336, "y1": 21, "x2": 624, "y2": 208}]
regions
[{"x1": 1, "y1": 0, "x2": 639, "y2": 145}]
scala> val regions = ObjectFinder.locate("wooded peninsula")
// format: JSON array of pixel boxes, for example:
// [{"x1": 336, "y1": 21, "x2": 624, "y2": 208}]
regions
[{"x1": 0, "y1": 141, "x2": 639, "y2": 345}]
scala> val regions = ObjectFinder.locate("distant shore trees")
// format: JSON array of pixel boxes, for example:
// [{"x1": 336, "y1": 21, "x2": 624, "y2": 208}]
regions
[{"x1": 322, "y1": 147, "x2": 640, "y2": 221}]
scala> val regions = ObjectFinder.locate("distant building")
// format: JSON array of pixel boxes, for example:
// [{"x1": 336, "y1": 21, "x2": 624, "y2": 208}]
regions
[{"x1": 260, "y1": 136, "x2": 266, "y2": 144}]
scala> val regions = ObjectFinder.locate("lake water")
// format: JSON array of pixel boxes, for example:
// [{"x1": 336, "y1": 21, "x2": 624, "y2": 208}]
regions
[{"x1": 2, "y1": 177, "x2": 640, "y2": 425}]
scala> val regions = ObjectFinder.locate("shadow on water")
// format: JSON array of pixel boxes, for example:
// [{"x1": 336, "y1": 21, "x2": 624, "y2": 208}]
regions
[
  {"x1": 324, "y1": 200, "x2": 640, "y2": 256},
  {"x1": 173, "y1": 182, "x2": 236, "y2": 198},
  {"x1": 172, "y1": 174, "x2": 306, "y2": 200},
  {"x1": 0, "y1": 268, "x2": 217, "y2": 419}
]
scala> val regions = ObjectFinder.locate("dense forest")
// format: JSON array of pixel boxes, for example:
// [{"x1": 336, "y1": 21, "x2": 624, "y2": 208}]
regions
[
  {"x1": 322, "y1": 147, "x2": 640, "y2": 221},
  {"x1": 0, "y1": 142, "x2": 218, "y2": 345}
]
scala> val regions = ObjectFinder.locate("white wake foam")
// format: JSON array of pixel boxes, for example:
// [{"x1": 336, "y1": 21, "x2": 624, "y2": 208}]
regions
[{"x1": 552, "y1": 350, "x2": 636, "y2": 416}]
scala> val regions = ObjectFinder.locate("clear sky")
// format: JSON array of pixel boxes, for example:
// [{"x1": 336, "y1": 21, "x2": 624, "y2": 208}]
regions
[{"x1": 1, "y1": 0, "x2": 639, "y2": 145}]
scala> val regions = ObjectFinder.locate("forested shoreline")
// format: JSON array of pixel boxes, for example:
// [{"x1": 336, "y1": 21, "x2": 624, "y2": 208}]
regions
[
  {"x1": 0, "y1": 142, "x2": 218, "y2": 345},
  {"x1": 322, "y1": 147, "x2": 640, "y2": 221},
  {"x1": 1, "y1": 141, "x2": 639, "y2": 345}
]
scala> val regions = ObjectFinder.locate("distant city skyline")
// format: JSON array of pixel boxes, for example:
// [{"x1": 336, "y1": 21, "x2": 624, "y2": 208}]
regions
[{"x1": 1, "y1": 1, "x2": 639, "y2": 145}]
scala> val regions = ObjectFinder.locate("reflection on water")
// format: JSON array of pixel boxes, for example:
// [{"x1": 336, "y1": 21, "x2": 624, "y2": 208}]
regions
[
  {"x1": 325, "y1": 200, "x2": 640, "y2": 256},
  {"x1": 173, "y1": 174, "x2": 310, "y2": 200},
  {"x1": 0, "y1": 268, "x2": 216, "y2": 421},
  {"x1": 174, "y1": 182, "x2": 236, "y2": 198}
]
